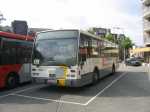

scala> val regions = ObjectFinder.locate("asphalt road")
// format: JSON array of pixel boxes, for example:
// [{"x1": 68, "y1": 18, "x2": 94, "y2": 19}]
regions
[{"x1": 0, "y1": 64, "x2": 150, "y2": 112}]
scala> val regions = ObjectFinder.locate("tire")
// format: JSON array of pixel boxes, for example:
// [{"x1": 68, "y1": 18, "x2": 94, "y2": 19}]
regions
[
  {"x1": 32, "y1": 78, "x2": 37, "y2": 83},
  {"x1": 112, "y1": 64, "x2": 116, "y2": 74},
  {"x1": 92, "y1": 72, "x2": 99, "y2": 85},
  {"x1": 6, "y1": 73, "x2": 19, "y2": 89}
]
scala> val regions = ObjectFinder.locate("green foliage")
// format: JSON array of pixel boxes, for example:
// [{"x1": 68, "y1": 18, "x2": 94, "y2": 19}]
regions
[
  {"x1": 101, "y1": 35, "x2": 105, "y2": 38},
  {"x1": 105, "y1": 34, "x2": 134, "y2": 49},
  {"x1": 121, "y1": 37, "x2": 134, "y2": 49},
  {"x1": 105, "y1": 34, "x2": 114, "y2": 42}
]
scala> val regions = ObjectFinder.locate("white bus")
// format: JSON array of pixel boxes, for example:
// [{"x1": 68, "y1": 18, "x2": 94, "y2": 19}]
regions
[{"x1": 31, "y1": 30, "x2": 119, "y2": 87}]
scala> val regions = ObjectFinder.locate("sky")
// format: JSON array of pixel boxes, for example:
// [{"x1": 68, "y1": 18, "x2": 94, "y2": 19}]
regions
[{"x1": 0, "y1": 0, "x2": 143, "y2": 45}]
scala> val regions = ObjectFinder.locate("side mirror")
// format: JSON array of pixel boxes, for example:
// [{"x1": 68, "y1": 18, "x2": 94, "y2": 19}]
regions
[
  {"x1": 80, "y1": 61, "x2": 84, "y2": 70},
  {"x1": 80, "y1": 61, "x2": 84, "y2": 66}
]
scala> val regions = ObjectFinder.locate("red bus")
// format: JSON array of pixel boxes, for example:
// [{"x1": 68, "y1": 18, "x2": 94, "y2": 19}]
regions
[{"x1": 0, "y1": 31, "x2": 33, "y2": 88}]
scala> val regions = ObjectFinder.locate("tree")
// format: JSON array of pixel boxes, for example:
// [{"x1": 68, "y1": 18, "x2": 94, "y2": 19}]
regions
[
  {"x1": 105, "y1": 34, "x2": 114, "y2": 42},
  {"x1": 121, "y1": 37, "x2": 134, "y2": 49},
  {"x1": 120, "y1": 37, "x2": 134, "y2": 59},
  {"x1": 0, "y1": 12, "x2": 6, "y2": 24}
]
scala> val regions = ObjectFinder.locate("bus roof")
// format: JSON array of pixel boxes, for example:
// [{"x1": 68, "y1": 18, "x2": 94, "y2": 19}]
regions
[
  {"x1": 36, "y1": 29, "x2": 76, "y2": 34},
  {"x1": 36, "y1": 29, "x2": 118, "y2": 46},
  {"x1": 0, "y1": 31, "x2": 33, "y2": 41}
]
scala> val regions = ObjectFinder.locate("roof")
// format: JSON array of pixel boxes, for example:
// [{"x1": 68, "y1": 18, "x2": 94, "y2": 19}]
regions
[
  {"x1": 36, "y1": 29, "x2": 118, "y2": 46},
  {"x1": 37, "y1": 29, "x2": 104, "y2": 40},
  {"x1": 0, "y1": 31, "x2": 33, "y2": 41},
  {"x1": 36, "y1": 29, "x2": 77, "y2": 34}
]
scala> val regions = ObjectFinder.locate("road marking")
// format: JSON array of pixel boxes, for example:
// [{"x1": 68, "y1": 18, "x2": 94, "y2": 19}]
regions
[
  {"x1": 0, "y1": 85, "x2": 44, "y2": 99},
  {"x1": 0, "y1": 94, "x2": 13, "y2": 99},
  {"x1": 12, "y1": 94, "x2": 86, "y2": 106},
  {"x1": 84, "y1": 72, "x2": 126, "y2": 106},
  {"x1": 0, "y1": 72, "x2": 126, "y2": 106},
  {"x1": 12, "y1": 85, "x2": 44, "y2": 94}
]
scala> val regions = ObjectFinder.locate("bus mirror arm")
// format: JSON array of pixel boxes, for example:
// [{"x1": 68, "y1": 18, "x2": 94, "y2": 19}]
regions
[
  {"x1": 80, "y1": 61, "x2": 84, "y2": 69},
  {"x1": 80, "y1": 61, "x2": 84, "y2": 66}
]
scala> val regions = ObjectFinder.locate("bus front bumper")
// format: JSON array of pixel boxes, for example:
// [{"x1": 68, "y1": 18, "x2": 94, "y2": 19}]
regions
[
  {"x1": 33, "y1": 78, "x2": 85, "y2": 87},
  {"x1": 48, "y1": 79, "x2": 85, "y2": 87}
]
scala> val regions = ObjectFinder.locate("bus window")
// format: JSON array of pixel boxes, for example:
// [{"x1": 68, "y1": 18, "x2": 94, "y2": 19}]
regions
[
  {"x1": 91, "y1": 39, "x2": 99, "y2": 57},
  {"x1": 1, "y1": 38, "x2": 16, "y2": 65},
  {"x1": 79, "y1": 34, "x2": 89, "y2": 65}
]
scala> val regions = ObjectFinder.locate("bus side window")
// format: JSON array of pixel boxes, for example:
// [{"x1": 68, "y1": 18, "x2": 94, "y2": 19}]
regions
[
  {"x1": 1, "y1": 39, "x2": 16, "y2": 65},
  {"x1": 91, "y1": 39, "x2": 99, "y2": 57},
  {"x1": 79, "y1": 34, "x2": 88, "y2": 66}
]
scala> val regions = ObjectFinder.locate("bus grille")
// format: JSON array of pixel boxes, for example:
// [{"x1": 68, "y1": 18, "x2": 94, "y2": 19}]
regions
[{"x1": 55, "y1": 67, "x2": 65, "y2": 78}]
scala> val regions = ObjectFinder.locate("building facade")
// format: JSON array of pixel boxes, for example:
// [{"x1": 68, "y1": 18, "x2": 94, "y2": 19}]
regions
[
  {"x1": 142, "y1": 0, "x2": 150, "y2": 62},
  {"x1": 143, "y1": 0, "x2": 150, "y2": 47},
  {"x1": 88, "y1": 27, "x2": 111, "y2": 38}
]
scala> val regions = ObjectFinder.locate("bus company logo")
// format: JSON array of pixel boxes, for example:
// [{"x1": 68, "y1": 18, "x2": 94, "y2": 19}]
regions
[{"x1": 34, "y1": 59, "x2": 40, "y2": 65}]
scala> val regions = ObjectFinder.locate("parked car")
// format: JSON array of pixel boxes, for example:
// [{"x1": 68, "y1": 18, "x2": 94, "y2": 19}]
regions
[
  {"x1": 125, "y1": 58, "x2": 142, "y2": 66},
  {"x1": 135, "y1": 57, "x2": 144, "y2": 62}
]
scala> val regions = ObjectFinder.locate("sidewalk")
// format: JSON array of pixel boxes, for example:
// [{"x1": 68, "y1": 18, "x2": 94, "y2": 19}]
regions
[{"x1": 118, "y1": 62, "x2": 150, "y2": 73}]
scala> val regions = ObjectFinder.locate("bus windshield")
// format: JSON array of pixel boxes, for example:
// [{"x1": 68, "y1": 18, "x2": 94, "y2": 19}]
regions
[{"x1": 32, "y1": 38, "x2": 78, "y2": 66}]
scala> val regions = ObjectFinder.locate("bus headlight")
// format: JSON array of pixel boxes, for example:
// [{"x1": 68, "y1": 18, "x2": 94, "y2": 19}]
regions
[{"x1": 67, "y1": 74, "x2": 75, "y2": 78}]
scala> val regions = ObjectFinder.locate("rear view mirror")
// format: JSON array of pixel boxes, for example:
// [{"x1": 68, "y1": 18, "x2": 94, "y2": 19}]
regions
[
  {"x1": 80, "y1": 61, "x2": 84, "y2": 66},
  {"x1": 80, "y1": 61, "x2": 84, "y2": 69}
]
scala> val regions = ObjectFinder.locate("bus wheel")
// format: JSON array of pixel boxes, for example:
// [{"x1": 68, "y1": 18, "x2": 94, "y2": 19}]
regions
[
  {"x1": 112, "y1": 64, "x2": 116, "y2": 74},
  {"x1": 32, "y1": 78, "x2": 37, "y2": 83},
  {"x1": 92, "y1": 72, "x2": 98, "y2": 85},
  {"x1": 6, "y1": 73, "x2": 19, "y2": 89}
]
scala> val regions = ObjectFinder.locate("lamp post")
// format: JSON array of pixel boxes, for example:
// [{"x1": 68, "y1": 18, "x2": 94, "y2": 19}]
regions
[{"x1": 112, "y1": 27, "x2": 126, "y2": 63}]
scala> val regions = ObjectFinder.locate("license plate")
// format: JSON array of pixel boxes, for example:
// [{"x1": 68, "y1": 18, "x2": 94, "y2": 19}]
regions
[
  {"x1": 33, "y1": 73, "x2": 39, "y2": 76},
  {"x1": 49, "y1": 74, "x2": 56, "y2": 77},
  {"x1": 47, "y1": 80, "x2": 57, "y2": 84}
]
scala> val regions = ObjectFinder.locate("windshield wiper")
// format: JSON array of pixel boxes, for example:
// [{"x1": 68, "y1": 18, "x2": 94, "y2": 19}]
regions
[{"x1": 46, "y1": 57, "x2": 56, "y2": 61}]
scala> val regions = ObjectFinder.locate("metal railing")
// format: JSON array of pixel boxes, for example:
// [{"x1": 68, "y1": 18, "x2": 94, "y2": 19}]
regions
[
  {"x1": 143, "y1": 6, "x2": 150, "y2": 14},
  {"x1": 143, "y1": 0, "x2": 150, "y2": 5},
  {"x1": 144, "y1": 21, "x2": 150, "y2": 31}
]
